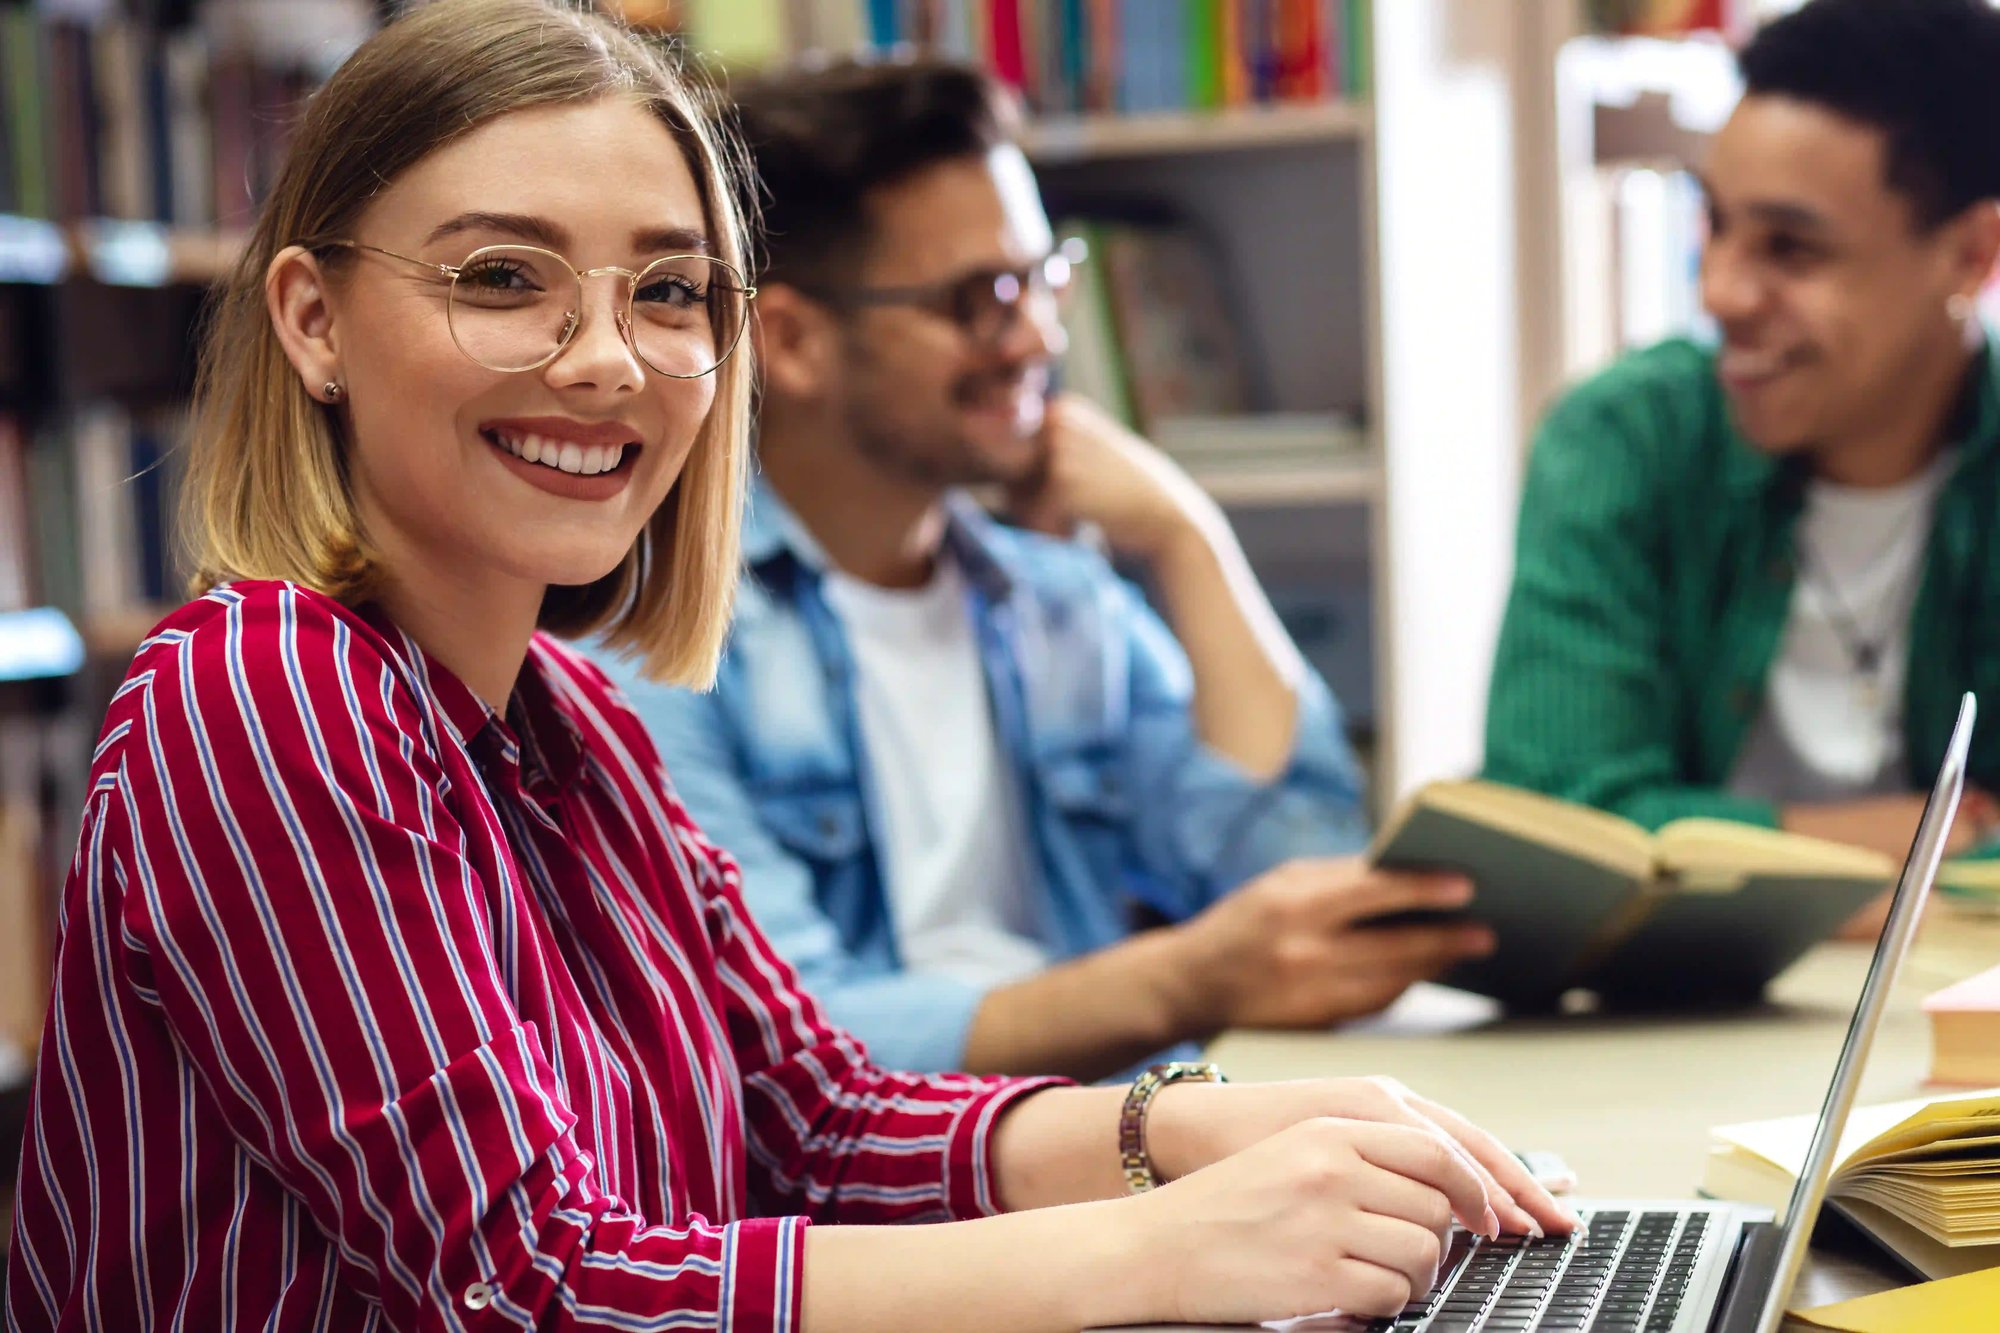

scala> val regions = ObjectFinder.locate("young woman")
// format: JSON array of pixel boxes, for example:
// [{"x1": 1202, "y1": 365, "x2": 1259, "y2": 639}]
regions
[{"x1": 2, "y1": 4, "x2": 1569, "y2": 1329}]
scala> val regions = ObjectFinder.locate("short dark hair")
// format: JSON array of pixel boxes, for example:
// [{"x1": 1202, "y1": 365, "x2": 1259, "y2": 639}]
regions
[
  {"x1": 1738, "y1": 0, "x2": 2000, "y2": 228},
  {"x1": 729, "y1": 57, "x2": 1022, "y2": 284}
]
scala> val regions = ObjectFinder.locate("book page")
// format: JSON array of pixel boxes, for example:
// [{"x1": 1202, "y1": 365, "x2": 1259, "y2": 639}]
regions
[
  {"x1": 1655, "y1": 818, "x2": 1894, "y2": 890},
  {"x1": 1375, "y1": 779, "x2": 1654, "y2": 881},
  {"x1": 1712, "y1": 1089, "x2": 2000, "y2": 1178}
]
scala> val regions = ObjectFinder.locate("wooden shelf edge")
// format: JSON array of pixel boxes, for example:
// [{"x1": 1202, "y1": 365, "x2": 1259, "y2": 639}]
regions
[
  {"x1": 1025, "y1": 101, "x2": 1372, "y2": 163},
  {"x1": 0, "y1": 216, "x2": 248, "y2": 287},
  {"x1": 1187, "y1": 456, "x2": 1381, "y2": 507}
]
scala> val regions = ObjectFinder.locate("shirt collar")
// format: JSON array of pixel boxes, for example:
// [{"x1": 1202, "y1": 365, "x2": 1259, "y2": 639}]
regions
[
  {"x1": 743, "y1": 474, "x2": 1017, "y2": 601},
  {"x1": 1722, "y1": 336, "x2": 2000, "y2": 498},
  {"x1": 359, "y1": 605, "x2": 586, "y2": 791}
]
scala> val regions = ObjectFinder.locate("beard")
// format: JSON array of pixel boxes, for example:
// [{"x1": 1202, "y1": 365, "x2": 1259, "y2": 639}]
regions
[{"x1": 841, "y1": 352, "x2": 1049, "y2": 490}]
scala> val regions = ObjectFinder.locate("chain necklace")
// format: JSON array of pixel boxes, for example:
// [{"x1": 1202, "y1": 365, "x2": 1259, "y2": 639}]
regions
[{"x1": 1793, "y1": 514, "x2": 1931, "y2": 714}]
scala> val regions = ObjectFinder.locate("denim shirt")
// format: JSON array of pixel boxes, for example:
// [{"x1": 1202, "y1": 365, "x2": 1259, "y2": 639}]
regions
[{"x1": 590, "y1": 481, "x2": 1369, "y2": 1071}]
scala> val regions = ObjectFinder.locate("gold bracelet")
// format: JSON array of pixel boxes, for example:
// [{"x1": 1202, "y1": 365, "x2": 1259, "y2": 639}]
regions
[{"x1": 1117, "y1": 1061, "x2": 1226, "y2": 1194}]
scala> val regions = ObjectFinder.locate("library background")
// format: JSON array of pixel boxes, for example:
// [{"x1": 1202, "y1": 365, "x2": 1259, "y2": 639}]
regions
[{"x1": 0, "y1": 0, "x2": 1827, "y2": 1247}]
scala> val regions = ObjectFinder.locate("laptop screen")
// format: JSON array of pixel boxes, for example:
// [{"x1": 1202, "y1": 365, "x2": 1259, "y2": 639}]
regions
[{"x1": 1751, "y1": 692, "x2": 1975, "y2": 1333}]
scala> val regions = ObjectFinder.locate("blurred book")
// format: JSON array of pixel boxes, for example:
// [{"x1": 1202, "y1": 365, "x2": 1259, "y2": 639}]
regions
[
  {"x1": 0, "y1": 418, "x2": 30, "y2": 614},
  {"x1": 1587, "y1": 0, "x2": 1729, "y2": 36},
  {"x1": 1371, "y1": 781, "x2": 1893, "y2": 1010},
  {"x1": 1057, "y1": 215, "x2": 1266, "y2": 434},
  {"x1": 1703, "y1": 1088, "x2": 2000, "y2": 1282},
  {"x1": 0, "y1": 721, "x2": 48, "y2": 1057},
  {"x1": 1925, "y1": 965, "x2": 2000, "y2": 1089},
  {"x1": 1094, "y1": 218, "x2": 1253, "y2": 427},
  {"x1": 9, "y1": 404, "x2": 185, "y2": 637},
  {"x1": 0, "y1": 7, "x2": 348, "y2": 231},
  {"x1": 1053, "y1": 219, "x2": 1134, "y2": 422}
]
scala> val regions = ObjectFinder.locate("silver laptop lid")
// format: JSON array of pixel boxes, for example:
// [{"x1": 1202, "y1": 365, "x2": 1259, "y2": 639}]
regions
[{"x1": 1751, "y1": 691, "x2": 1976, "y2": 1333}]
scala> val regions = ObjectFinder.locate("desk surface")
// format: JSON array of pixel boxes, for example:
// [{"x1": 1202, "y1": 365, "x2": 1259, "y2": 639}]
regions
[{"x1": 1196, "y1": 911, "x2": 2000, "y2": 1330}]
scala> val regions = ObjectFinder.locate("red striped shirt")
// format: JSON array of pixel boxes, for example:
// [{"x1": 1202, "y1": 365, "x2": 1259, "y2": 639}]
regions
[{"x1": 4, "y1": 581, "x2": 1061, "y2": 1332}]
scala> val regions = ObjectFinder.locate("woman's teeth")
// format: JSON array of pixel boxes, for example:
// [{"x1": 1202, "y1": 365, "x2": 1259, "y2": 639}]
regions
[{"x1": 491, "y1": 431, "x2": 628, "y2": 476}]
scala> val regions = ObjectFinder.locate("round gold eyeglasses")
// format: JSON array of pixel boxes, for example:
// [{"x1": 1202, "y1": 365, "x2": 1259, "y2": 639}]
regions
[{"x1": 311, "y1": 240, "x2": 757, "y2": 379}]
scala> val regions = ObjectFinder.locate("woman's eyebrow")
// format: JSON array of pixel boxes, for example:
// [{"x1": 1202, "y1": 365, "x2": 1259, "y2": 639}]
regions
[
  {"x1": 423, "y1": 211, "x2": 571, "y2": 251},
  {"x1": 634, "y1": 225, "x2": 712, "y2": 255}
]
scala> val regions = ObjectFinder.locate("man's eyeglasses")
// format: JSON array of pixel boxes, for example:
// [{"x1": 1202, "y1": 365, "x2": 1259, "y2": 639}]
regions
[
  {"x1": 308, "y1": 240, "x2": 757, "y2": 379},
  {"x1": 801, "y1": 236, "x2": 1087, "y2": 348}
]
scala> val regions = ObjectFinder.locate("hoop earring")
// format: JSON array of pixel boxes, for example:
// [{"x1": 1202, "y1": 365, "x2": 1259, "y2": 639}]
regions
[
  {"x1": 322, "y1": 380, "x2": 344, "y2": 402},
  {"x1": 1947, "y1": 293, "x2": 1976, "y2": 322}
]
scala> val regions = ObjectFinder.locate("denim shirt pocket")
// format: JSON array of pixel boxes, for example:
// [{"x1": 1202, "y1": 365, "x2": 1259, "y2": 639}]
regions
[
  {"x1": 753, "y1": 783, "x2": 870, "y2": 865},
  {"x1": 1036, "y1": 744, "x2": 1131, "y2": 825}
]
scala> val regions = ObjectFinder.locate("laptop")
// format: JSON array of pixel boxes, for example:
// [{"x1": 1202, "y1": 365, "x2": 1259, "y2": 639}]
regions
[{"x1": 1130, "y1": 692, "x2": 1978, "y2": 1333}]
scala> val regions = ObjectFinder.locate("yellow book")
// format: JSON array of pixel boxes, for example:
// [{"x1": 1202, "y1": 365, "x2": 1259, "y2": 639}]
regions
[
  {"x1": 1369, "y1": 780, "x2": 1892, "y2": 1009},
  {"x1": 1793, "y1": 1266, "x2": 2000, "y2": 1331},
  {"x1": 1702, "y1": 1089, "x2": 2000, "y2": 1282}
]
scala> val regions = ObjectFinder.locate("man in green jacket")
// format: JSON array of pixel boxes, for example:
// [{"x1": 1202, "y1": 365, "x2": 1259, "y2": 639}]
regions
[{"x1": 1486, "y1": 0, "x2": 2000, "y2": 917}]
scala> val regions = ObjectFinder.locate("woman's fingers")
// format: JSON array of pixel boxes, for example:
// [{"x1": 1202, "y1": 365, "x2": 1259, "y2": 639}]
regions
[
  {"x1": 1350, "y1": 1122, "x2": 1497, "y2": 1239},
  {"x1": 1407, "y1": 1092, "x2": 1579, "y2": 1235},
  {"x1": 1327, "y1": 1211, "x2": 1442, "y2": 1315}
]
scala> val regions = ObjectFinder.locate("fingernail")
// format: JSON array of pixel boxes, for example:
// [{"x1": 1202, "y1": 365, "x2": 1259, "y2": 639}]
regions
[
  {"x1": 1484, "y1": 1206, "x2": 1501, "y2": 1239},
  {"x1": 1528, "y1": 1220, "x2": 1544, "y2": 1240}
]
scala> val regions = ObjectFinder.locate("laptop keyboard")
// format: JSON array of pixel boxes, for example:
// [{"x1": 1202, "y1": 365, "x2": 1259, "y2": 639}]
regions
[{"x1": 1371, "y1": 1209, "x2": 1711, "y2": 1332}]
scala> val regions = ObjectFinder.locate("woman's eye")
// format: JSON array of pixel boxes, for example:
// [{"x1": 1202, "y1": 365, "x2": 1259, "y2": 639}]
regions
[
  {"x1": 638, "y1": 276, "x2": 703, "y2": 307},
  {"x1": 465, "y1": 262, "x2": 532, "y2": 289}
]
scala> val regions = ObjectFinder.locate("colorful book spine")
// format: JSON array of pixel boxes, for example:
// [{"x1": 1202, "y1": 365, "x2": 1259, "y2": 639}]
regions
[{"x1": 989, "y1": 0, "x2": 1026, "y2": 88}]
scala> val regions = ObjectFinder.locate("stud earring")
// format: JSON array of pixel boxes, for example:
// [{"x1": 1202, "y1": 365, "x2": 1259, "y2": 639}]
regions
[
  {"x1": 1947, "y1": 293, "x2": 1976, "y2": 322},
  {"x1": 323, "y1": 380, "x2": 344, "y2": 402}
]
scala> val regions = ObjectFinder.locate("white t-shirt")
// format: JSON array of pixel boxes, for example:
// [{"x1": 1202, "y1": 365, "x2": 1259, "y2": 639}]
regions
[
  {"x1": 1729, "y1": 455, "x2": 1953, "y2": 804},
  {"x1": 821, "y1": 558, "x2": 1052, "y2": 987}
]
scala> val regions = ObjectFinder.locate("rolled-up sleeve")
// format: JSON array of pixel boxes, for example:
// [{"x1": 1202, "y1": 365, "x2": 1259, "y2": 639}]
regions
[
  {"x1": 113, "y1": 594, "x2": 807, "y2": 1331},
  {"x1": 1115, "y1": 580, "x2": 1371, "y2": 913},
  {"x1": 669, "y1": 812, "x2": 1069, "y2": 1223}
]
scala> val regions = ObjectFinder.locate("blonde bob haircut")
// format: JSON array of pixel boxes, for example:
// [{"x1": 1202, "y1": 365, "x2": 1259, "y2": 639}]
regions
[{"x1": 181, "y1": 0, "x2": 752, "y2": 687}]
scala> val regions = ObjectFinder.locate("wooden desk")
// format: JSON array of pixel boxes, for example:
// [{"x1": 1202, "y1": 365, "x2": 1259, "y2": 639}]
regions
[{"x1": 1202, "y1": 912, "x2": 2000, "y2": 1329}]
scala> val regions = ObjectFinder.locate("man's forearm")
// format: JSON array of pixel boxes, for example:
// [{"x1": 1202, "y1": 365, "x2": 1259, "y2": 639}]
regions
[
  {"x1": 1146, "y1": 513, "x2": 1303, "y2": 780},
  {"x1": 958, "y1": 927, "x2": 1214, "y2": 1082}
]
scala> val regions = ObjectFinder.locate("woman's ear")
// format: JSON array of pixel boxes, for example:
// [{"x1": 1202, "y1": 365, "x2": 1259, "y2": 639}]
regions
[
  {"x1": 752, "y1": 284, "x2": 841, "y2": 401},
  {"x1": 266, "y1": 245, "x2": 345, "y2": 403}
]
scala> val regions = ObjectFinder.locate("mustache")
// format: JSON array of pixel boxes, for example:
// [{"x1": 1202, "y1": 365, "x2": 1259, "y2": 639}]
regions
[{"x1": 951, "y1": 366, "x2": 1049, "y2": 404}]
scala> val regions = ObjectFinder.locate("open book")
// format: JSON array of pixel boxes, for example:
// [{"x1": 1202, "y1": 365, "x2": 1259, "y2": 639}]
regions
[
  {"x1": 1703, "y1": 1089, "x2": 2000, "y2": 1281},
  {"x1": 1369, "y1": 780, "x2": 1926, "y2": 1009}
]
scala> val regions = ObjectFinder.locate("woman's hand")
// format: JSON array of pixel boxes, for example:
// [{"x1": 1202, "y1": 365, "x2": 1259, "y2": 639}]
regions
[
  {"x1": 1122, "y1": 1116, "x2": 1499, "y2": 1324},
  {"x1": 1144, "y1": 1076, "x2": 1579, "y2": 1238}
]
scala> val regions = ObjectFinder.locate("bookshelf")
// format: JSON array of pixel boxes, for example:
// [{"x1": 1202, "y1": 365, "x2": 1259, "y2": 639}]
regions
[{"x1": 0, "y1": 0, "x2": 375, "y2": 1203}]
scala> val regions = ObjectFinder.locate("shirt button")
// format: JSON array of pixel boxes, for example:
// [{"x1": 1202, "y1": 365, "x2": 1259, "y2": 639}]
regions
[{"x1": 464, "y1": 1281, "x2": 496, "y2": 1310}]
